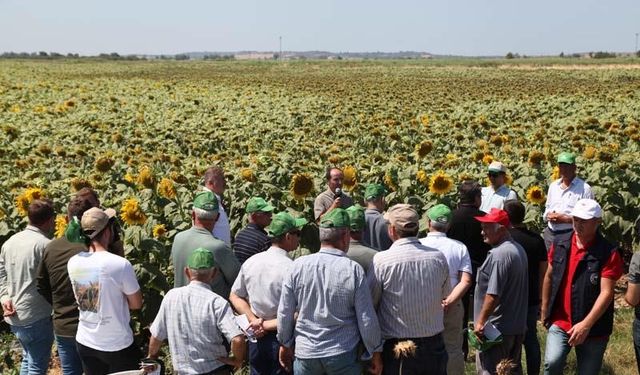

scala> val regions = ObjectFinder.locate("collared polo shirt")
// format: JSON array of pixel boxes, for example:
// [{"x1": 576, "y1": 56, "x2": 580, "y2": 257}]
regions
[
  {"x1": 0, "y1": 225, "x2": 52, "y2": 326},
  {"x1": 277, "y1": 248, "x2": 382, "y2": 359},
  {"x1": 369, "y1": 237, "x2": 451, "y2": 339},
  {"x1": 150, "y1": 281, "x2": 243, "y2": 374},
  {"x1": 231, "y1": 246, "x2": 292, "y2": 320},
  {"x1": 543, "y1": 177, "x2": 594, "y2": 231},
  {"x1": 362, "y1": 209, "x2": 393, "y2": 251},
  {"x1": 233, "y1": 223, "x2": 271, "y2": 264},
  {"x1": 480, "y1": 184, "x2": 517, "y2": 213},
  {"x1": 420, "y1": 232, "x2": 472, "y2": 288}
]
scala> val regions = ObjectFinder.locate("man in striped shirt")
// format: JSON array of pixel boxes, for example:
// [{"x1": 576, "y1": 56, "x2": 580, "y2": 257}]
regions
[
  {"x1": 369, "y1": 204, "x2": 451, "y2": 375},
  {"x1": 233, "y1": 197, "x2": 274, "y2": 264},
  {"x1": 277, "y1": 208, "x2": 383, "y2": 375}
]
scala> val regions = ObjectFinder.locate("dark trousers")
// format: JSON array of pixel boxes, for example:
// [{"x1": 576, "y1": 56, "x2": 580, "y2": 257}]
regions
[
  {"x1": 382, "y1": 334, "x2": 447, "y2": 375},
  {"x1": 634, "y1": 318, "x2": 640, "y2": 375},
  {"x1": 76, "y1": 341, "x2": 142, "y2": 375},
  {"x1": 249, "y1": 332, "x2": 287, "y2": 375}
]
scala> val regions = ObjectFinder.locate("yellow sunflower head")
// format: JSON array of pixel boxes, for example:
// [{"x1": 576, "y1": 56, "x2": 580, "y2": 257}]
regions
[
  {"x1": 482, "y1": 154, "x2": 494, "y2": 165},
  {"x1": 241, "y1": 168, "x2": 256, "y2": 182},
  {"x1": 551, "y1": 166, "x2": 560, "y2": 181},
  {"x1": 54, "y1": 215, "x2": 67, "y2": 238},
  {"x1": 342, "y1": 166, "x2": 357, "y2": 191},
  {"x1": 152, "y1": 224, "x2": 167, "y2": 238},
  {"x1": 526, "y1": 186, "x2": 546, "y2": 205},
  {"x1": 123, "y1": 173, "x2": 136, "y2": 184},
  {"x1": 15, "y1": 188, "x2": 45, "y2": 217},
  {"x1": 137, "y1": 166, "x2": 156, "y2": 189},
  {"x1": 384, "y1": 172, "x2": 398, "y2": 192},
  {"x1": 414, "y1": 141, "x2": 433, "y2": 159},
  {"x1": 120, "y1": 198, "x2": 147, "y2": 226},
  {"x1": 290, "y1": 173, "x2": 314, "y2": 200},
  {"x1": 416, "y1": 170, "x2": 429, "y2": 186},
  {"x1": 583, "y1": 146, "x2": 596, "y2": 159},
  {"x1": 157, "y1": 178, "x2": 176, "y2": 199},
  {"x1": 429, "y1": 170, "x2": 454, "y2": 195}
]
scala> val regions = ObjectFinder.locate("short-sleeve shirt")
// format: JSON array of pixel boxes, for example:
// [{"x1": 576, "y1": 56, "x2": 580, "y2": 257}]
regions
[
  {"x1": 68, "y1": 251, "x2": 140, "y2": 351},
  {"x1": 150, "y1": 281, "x2": 242, "y2": 374},
  {"x1": 509, "y1": 227, "x2": 547, "y2": 306},
  {"x1": 420, "y1": 232, "x2": 472, "y2": 289},
  {"x1": 313, "y1": 189, "x2": 353, "y2": 220},
  {"x1": 233, "y1": 223, "x2": 271, "y2": 264},
  {"x1": 474, "y1": 239, "x2": 528, "y2": 335},
  {"x1": 548, "y1": 233, "x2": 623, "y2": 332},
  {"x1": 231, "y1": 246, "x2": 292, "y2": 320},
  {"x1": 629, "y1": 252, "x2": 640, "y2": 285},
  {"x1": 362, "y1": 209, "x2": 393, "y2": 251},
  {"x1": 543, "y1": 177, "x2": 594, "y2": 232},
  {"x1": 480, "y1": 185, "x2": 517, "y2": 213},
  {"x1": 346, "y1": 240, "x2": 378, "y2": 273}
]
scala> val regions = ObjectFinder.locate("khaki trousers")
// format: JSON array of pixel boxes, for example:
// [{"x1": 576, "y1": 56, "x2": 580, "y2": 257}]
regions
[{"x1": 443, "y1": 300, "x2": 465, "y2": 375}]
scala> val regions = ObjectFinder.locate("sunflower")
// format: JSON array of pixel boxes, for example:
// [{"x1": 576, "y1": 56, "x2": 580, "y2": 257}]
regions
[
  {"x1": 482, "y1": 154, "x2": 494, "y2": 165},
  {"x1": 54, "y1": 215, "x2": 67, "y2": 238},
  {"x1": 420, "y1": 115, "x2": 429, "y2": 127},
  {"x1": 241, "y1": 168, "x2": 256, "y2": 182},
  {"x1": 94, "y1": 157, "x2": 115, "y2": 172},
  {"x1": 526, "y1": 186, "x2": 546, "y2": 205},
  {"x1": 416, "y1": 170, "x2": 429, "y2": 186},
  {"x1": 157, "y1": 178, "x2": 176, "y2": 199},
  {"x1": 551, "y1": 166, "x2": 560, "y2": 181},
  {"x1": 70, "y1": 178, "x2": 92, "y2": 192},
  {"x1": 137, "y1": 166, "x2": 156, "y2": 189},
  {"x1": 384, "y1": 172, "x2": 398, "y2": 192},
  {"x1": 152, "y1": 224, "x2": 167, "y2": 238},
  {"x1": 429, "y1": 170, "x2": 454, "y2": 195},
  {"x1": 120, "y1": 198, "x2": 147, "y2": 226},
  {"x1": 290, "y1": 173, "x2": 314, "y2": 200},
  {"x1": 458, "y1": 173, "x2": 475, "y2": 182},
  {"x1": 328, "y1": 155, "x2": 341, "y2": 164},
  {"x1": 342, "y1": 166, "x2": 357, "y2": 191},
  {"x1": 123, "y1": 173, "x2": 136, "y2": 184},
  {"x1": 169, "y1": 171, "x2": 188, "y2": 184},
  {"x1": 393, "y1": 340, "x2": 417, "y2": 359},
  {"x1": 528, "y1": 151, "x2": 546, "y2": 166},
  {"x1": 414, "y1": 141, "x2": 433, "y2": 159},
  {"x1": 15, "y1": 187, "x2": 45, "y2": 217},
  {"x1": 583, "y1": 146, "x2": 596, "y2": 159}
]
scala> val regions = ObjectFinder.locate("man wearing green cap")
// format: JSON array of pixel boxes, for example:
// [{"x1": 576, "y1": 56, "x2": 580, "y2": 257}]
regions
[
  {"x1": 362, "y1": 184, "x2": 392, "y2": 251},
  {"x1": 543, "y1": 152, "x2": 594, "y2": 249},
  {"x1": 420, "y1": 204, "x2": 472, "y2": 375},
  {"x1": 171, "y1": 191, "x2": 240, "y2": 299},
  {"x1": 345, "y1": 205, "x2": 378, "y2": 272},
  {"x1": 230, "y1": 212, "x2": 306, "y2": 375},
  {"x1": 233, "y1": 197, "x2": 275, "y2": 264},
  {"x1": 278, "y1": 208, "x2": 383, "y2": 374},
  {"x1": 149, "y1": 248, "x2": 246, "y2": 374}
]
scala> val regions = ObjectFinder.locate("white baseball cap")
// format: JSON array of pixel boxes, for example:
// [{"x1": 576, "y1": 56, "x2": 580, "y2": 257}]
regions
[
  {"x1": 571, "y1": 199, "x2": 602, "y2": 220},
  {"x1": 488, "y1": 161, "x2": 507, "y2": 173}
]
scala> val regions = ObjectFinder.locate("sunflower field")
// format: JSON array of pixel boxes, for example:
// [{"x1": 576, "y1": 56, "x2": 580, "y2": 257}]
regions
[{"x1": 1, "y1": 58, "x2": 640, "y2": 344}]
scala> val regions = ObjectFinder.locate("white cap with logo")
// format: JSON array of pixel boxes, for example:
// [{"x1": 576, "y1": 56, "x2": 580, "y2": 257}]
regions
[{"x1": 570, "y1": 199, "x2": 602, "y2": 220}]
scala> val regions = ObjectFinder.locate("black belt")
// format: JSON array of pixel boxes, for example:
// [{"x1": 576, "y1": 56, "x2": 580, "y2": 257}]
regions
[
  {"x1": 549, "y1": 228, "x2": 573, "y2": 235},
  {"x1": 386, "y1": 333, "x2": 443, "y2": 344}
]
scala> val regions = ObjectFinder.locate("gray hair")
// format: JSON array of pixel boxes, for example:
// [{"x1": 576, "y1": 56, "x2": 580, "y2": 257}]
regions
[
  {"x1": 189, "y1": 267, "x2": 215, "y2": 277},
  {"x1": 430, "y1": 220, "x2": 449, "y2": 233},
  {"x1": 319, "y1": 227, "x2": 348, "y2": 245},
  {"x1": 193, "y1": 207, "x2": 218, "y2": 221}
]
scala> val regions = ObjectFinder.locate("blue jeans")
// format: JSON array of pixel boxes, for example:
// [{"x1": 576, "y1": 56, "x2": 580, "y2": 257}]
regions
[
  {"x1": 249, "y1": 332, "x2": 286, "y2": 375},
  {"x1": 523, "y1": 305, "x2": 541, "y2": 375},
  {"x1": 55, "y1": 335, "x2": 83, "y2": 375},
  {"x1": 294, "y1": 347, "x2": 361, "y2": 375},
  {"x1": 10, "y1": 316, "x2": 54, "y2": 375},
  {"x1": 543, "y1": 324, "x2": 608, "y2": 375}
]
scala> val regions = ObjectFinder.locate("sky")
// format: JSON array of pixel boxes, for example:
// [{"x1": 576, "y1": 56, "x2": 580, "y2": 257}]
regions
[{"x1": 1, "y1": 0, "x2": 639, "y2": 56}]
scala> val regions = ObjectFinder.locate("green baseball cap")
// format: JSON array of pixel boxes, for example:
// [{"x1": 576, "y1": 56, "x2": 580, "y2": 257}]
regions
[
  {"x1": 187, "y1": 248, "x2": 215, "y2": 269},
  {"x1": 557, "y1": 152, "x2": 576, "y2": 165},
  {"x1": 193, "y1": 191, "x2": 219, "y2": 211},
  {"x1": 246, "y1": 197, "x2": 275, "y2": 213},
  {"x1": 364, "y1": 184, "x2": 386, "y2": 201},
  {"x1": 346, "y1": 205, "x2": 366, "y2": 231},
  {"x1": 427, "y1": 204, "x2": 452, "y2": 224},
  {"x1": 319, "y1": 208, "x2": 351, "y2": 228},
  {"x1": 267, "y1": 212, "x2": 307, "y2": 237}
]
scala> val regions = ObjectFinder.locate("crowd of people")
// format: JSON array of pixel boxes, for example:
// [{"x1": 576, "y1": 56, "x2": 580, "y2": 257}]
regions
[{"x1": 0, "y1": 153, "x2": 636, "y2": 375}]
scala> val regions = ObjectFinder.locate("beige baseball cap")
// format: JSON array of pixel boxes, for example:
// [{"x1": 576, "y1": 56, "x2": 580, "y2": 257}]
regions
[
  {"x1": 488, "y1": 161, "x2": 507, "y2": 173},
  {"x1": 384, "y1": 204, "x2": 419, "y2": 229},
  {"x1": 81, "y1": 207, "x2": 116, "y2": 239}
]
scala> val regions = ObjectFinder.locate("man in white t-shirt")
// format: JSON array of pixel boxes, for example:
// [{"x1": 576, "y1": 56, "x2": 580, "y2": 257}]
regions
[
  {"x1": 420, "y1": 204, "x2": 472, "y2": 375},
  {"x1": 68, "y1": 207, "x2": 143, "y2": 374},
  {"x1": 204, "y1": 166, "x2": 232, "y2": 245}
]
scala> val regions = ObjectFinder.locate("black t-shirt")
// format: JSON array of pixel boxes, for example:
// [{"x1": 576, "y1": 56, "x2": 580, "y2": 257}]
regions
[
  {"x1": 509, "y1": 226, "x2": 547, "y2": 306},
  {"x1": 448, "y1": 204, "x2": 491, "y2": 270}
]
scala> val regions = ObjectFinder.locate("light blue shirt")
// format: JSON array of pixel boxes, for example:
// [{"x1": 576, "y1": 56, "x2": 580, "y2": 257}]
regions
[
  {"x1": 480, "y1": 184, "x2": 518, "y2": 213},
  {"x1": 277, "y1": 248, "x2": 382, "y2": 359}
]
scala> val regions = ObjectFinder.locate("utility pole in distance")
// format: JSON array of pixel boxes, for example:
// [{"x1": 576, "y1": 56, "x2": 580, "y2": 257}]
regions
[{"x1": 279, "y1": 36, "x2": 282, "y2": 61}]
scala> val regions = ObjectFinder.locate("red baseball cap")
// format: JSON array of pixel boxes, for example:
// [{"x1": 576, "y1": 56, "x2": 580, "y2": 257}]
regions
[{"x1": 475, "y1": 208, "x2": 511, "y2": 227}]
